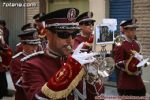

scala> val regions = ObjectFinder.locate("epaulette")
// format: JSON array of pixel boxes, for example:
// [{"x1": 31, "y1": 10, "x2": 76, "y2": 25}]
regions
[
  {"x1": 12, "y1": 52, "x2": 23, "y2": 59},
  {"x1": 16, "y1": 42, "x2": 21, "y2": 46},
  {"x1": 21, "y1": 51, "x2": 44, "y2": 62}
]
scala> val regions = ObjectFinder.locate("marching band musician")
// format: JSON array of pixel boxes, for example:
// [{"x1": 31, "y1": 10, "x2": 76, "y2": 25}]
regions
[
  {"x1": 113, "y1": 20, "x2": 126, "y2": 92},
  {"x1": 73, "y1": 12, "x2": 95, "y2": 53},
  {"x1": 20, "y1": 8, "x2": 101, "y2": 100},
  {"x1": 73, "y1": 11, "x2": 105, "y2": 96},
  {"x1": 15, "y1": 23, "x2": 43, "y2": 54},
  {"x1": 0, "y1": 28, "x2": 13, "y2": 99},
  {"x1": 113, "y1": 19, "x2": 146, "y2": 96},
  {"x1": 10, "y1": 25, "x2": 41, "y2": 100}
]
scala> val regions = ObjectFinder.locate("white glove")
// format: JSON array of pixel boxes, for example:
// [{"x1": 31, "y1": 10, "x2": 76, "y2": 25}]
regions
[
  {"x1": 72, "y1": 42, "x2": 96, "y2": 65},
  {"x1": 137, "y1": 58, "x2": 149, "y2": 68},
  {"x1": 0, "y1": 35, "x2": 5, "y2": 45},
  {"x1": 134, "y1": 52, "x2": 143, "y2": 61}
]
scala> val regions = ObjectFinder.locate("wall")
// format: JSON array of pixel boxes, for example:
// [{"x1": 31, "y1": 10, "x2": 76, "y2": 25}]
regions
[
  {"x1": 133, "y1": 0, "x2": 150, "y2": 56},
  {"x1": 133, "y1": 0, "x2": 150, "y2": 94},
  {"x1": 26, "y1": 0, "x2": 40, "y2": 23},
  {"x1": 0, "y1": 0, "x2": 26, "y2": 51},
  {"x1": 47, "y1": 0, "x2": 89, "y2": 14},
  {"x1": 89, "y1": 0, "x2": 112, "y2": 52}
]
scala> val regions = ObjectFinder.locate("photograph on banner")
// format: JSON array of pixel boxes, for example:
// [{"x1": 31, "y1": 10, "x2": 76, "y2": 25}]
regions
[
  {"x1": 95, "y1": 19, "x2": 117, "y2": 44},
  {"x1": 96, "y1": 24, "x2": 114, "y2": 44}
]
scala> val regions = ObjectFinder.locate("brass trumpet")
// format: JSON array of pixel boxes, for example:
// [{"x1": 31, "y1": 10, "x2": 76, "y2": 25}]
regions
[
  {"x1": 85, "y1": 54, "x2": 115, "y2": 84},
  {"x1": 114, "y1": 35, "x2": 125, "y2": 46}
]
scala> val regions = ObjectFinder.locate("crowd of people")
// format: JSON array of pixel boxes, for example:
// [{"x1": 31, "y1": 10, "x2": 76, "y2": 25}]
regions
[{"x1": 0, "y1": 7, "x2": 147, "y2": 100}]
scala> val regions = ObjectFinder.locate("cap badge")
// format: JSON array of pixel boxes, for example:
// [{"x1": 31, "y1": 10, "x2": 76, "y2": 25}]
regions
[
  {"x1": 33, "y1": 32, "x2": 38, "y2": 39},
  {"x1": 67, "y1": 8, "x2": 76, "y2": 21}
]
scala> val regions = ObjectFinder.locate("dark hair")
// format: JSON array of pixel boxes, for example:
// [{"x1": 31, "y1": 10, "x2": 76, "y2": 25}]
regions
[{"x1": 0, "y1": 20, "x2": 6, "y2": 26}]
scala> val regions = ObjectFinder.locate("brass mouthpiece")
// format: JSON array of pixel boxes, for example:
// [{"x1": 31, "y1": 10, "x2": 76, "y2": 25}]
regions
[{"x1": 66, "y1": 45, "x2": 72, "y2": 52}]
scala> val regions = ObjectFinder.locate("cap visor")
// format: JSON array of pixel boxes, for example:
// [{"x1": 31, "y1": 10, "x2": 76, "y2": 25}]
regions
[{"x1": 124, "y1": 24, "x2": 139, "y2": 28}]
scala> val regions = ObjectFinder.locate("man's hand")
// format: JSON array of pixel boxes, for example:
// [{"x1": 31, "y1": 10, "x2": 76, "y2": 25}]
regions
[
  {"x1": 72, "y1": 42, "x2": 96, "y2": 65},
  {"x1": 134, "y1": 52, "x2": 143, "y2": 61},
  {"x1": 0, "y1": 35, "x2": 5, "y2": 45},
  {"x1": 137, "y1": 58, "x2": 149, "y2": 68}
]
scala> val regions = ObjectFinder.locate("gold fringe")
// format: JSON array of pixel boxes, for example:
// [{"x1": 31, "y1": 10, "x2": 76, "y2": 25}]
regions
[
  {"x1": 41, "y1": 68, "x2": 85, "y2": 99},
  {"x1": 125, "y1": 56, "x2": 137, "y2": 75}
]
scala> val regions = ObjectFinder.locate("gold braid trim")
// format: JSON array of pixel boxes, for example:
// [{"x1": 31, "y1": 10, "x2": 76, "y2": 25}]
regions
[
  {"x1": 41, "y1": 68, "x2": 85, "y2": 99},
  {"x1": 125, "y1": 56, "x2": 138, "y2": 75}
]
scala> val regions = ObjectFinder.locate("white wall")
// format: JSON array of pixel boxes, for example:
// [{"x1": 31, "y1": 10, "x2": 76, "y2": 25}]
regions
[{"x1": 89, "y1": 0, "x2": 112, "y2": 52}]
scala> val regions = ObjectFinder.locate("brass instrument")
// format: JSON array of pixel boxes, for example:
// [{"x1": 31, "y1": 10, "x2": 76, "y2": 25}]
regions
[
  {"x1": 72, "y1": 42, "x2": 115, "y2": 84},
  {"x1": 114, "y1": 35, "x2": 125, "y2": 46},
  {"x1": 85, "y1": 54, "x2": 115, "y2": 84}
]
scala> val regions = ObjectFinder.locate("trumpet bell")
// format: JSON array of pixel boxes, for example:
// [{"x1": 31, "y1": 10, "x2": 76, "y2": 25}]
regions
[
  {"x1": 86, "y1": 56, "x2": 115, "y2": 84},
  {"x1": 114, "y1": 35, "x2": 125, "y2": 46}
]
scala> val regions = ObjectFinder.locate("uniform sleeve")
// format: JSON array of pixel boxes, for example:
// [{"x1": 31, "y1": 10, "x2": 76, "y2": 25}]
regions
[
  {"x1": 1, "y1": 47, "x2": 12, "y2": 66},
  {"x1": 21, "y1": 56, "x2": 85, "y2": 100},
  {"x1": 113, "y1": 45, "x2": 125, "y2": 70},
  {"x1": 10, "y1": 59, "x2": 22, "y2": 87},
  {"x1": 21, "y1": 61, "x2": 48, "y2": 100}
]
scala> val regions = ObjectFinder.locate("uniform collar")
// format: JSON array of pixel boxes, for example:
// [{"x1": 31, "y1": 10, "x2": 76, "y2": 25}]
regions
[
  {"x1": 46, "y1": 47, "x2": 64, "y2": 59},
  {"x1": 46, "y1": 48, "x2": 67, "y2": 61}
]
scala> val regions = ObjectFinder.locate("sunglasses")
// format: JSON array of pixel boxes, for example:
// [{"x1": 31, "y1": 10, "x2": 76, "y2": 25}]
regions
[{"x1": 54, "y1": 30, "x2": 79, "y2": 39}]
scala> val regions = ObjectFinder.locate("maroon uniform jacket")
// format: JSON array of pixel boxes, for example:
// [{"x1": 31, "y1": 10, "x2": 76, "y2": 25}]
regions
[
  {"x1": 113, "y1": 37, "x2": 145, "y2": 90},
  {"x1": 0, "y1": 44, "x2": 12, "y2": 72},
  {"x1": 10, "y1": 52, "x2": 28, "y2": 100},
  {"x1": 20, "y1": 49, "x2": 102, "y2": 100},
  {"x1": 14, "y1": 43, "x2": 23, "y2": 54},
  {"x1": 74, "y1": 34, "x2": 104, "y2": 95}
]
